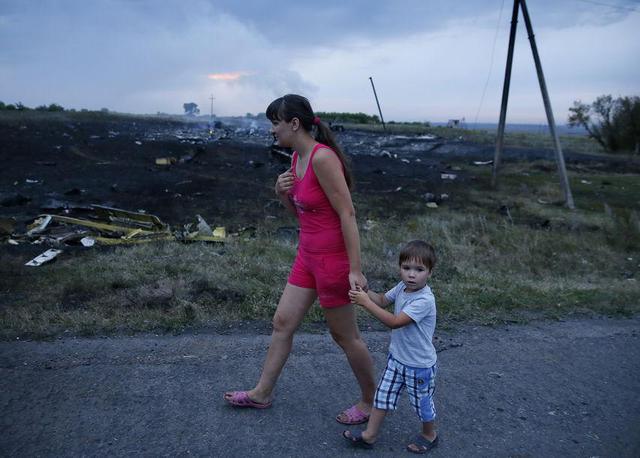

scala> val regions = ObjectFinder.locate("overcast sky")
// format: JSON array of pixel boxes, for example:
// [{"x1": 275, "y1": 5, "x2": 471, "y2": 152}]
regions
[{"x1": 1, "y1": 0, "x2": 639, "y2": 123}]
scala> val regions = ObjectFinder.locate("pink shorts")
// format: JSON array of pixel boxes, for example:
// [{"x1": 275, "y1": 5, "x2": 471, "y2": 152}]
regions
[{"x1": 288, "y1": 249, "x2": 351, "y2": 308}]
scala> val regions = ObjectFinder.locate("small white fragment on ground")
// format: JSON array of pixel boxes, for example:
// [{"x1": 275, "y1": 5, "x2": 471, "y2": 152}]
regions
[
  {"x1": 580, "y1": 179, "x2": 592, "y2": 184},
  {"x1": 473, "y1": 160, "x2": 493, "y2": 165},
  {"x1": 8, "y1": 239, "x2": 19, "y2": 245},
  {"x1": 25, "y1": 179, "x2": 39, "y2": 184},
  {"x1": 426, "y1": 202, "x2": 438, "y2": 208},
  {"x1": 25, "y1": 249, "x2": 62, "y2": 267},
  {"x1": 80, "y1": 237, "x2": 95, "y2": 247},
  {"x1": 363, "y1": 219, "x2": 377, "y2": 231},
  {"x1": 135, "y1": 141, "x2": 142, "y2": 145},
  {"x1": 441, "y1": 173, "x2": 457, "y2": 180}
]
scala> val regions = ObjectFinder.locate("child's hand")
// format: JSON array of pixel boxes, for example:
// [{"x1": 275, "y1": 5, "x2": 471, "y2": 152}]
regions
[{"x1": 348, "y1": 286, "x2": 369, "y2": 306}]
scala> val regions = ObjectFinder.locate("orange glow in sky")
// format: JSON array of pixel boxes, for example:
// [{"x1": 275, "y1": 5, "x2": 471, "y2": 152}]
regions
[{"x1": 207, "y1": 71, "x2": 249, "y2": 81}]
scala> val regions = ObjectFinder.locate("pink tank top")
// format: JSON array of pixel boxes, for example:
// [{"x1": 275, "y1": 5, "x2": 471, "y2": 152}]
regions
[{"x1": 290, "y1": 143, "x2": 346, "y2": 254}]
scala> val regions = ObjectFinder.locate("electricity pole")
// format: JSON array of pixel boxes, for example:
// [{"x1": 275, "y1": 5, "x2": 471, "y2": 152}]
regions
[
  {"x1": 492, "y1": 0, "x2": 574, "y2": 209},
  {"x1": 209, "y1": 94, "x2": 215, "y2": 122},
  {"x1": 369, "y1": 76, "x2": 386, "y2": 131}
]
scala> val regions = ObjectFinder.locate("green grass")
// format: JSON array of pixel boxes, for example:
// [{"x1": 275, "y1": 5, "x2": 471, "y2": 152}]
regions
[{"x1": 2, "y1": 187, "x2": 638, "y2": 339}]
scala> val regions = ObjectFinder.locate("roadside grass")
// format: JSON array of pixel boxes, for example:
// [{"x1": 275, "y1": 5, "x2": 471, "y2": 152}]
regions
[{"x1": 2, "y1": 164, "x2": 638, "y2": 339}]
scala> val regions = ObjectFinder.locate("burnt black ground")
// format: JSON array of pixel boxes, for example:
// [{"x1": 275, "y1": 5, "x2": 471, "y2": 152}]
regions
[
  {"x1": 1, "y1": 316, "x2": 639, "y2": 457},
  {"x1": 3, "y1": 115, "x2": 634, "y2": 237}
]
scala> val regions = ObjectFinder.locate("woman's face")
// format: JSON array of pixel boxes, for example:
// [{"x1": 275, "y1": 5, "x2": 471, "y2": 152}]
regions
[{"x1": 270, "y1": 118, "x2": 295, "y2": 147}]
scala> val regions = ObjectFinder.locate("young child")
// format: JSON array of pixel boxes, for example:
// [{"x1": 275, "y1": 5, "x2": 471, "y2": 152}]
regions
[{"x1": 343, "y1": 240, "x2": 439, "y2": 454}]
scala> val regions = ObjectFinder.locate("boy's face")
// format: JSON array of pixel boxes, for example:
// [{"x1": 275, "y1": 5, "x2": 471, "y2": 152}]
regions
[{"x1": 400, "y1": 258, "x2": 431, "y2": 292}]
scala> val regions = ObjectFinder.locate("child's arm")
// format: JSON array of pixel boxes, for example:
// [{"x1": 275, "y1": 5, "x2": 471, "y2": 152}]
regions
[
  {"x1": 365, "y1": 289, "x2": 389, "y2": 308},
  {"x1": 348, "y1": 287, "x2": 414, "y2": 330}
]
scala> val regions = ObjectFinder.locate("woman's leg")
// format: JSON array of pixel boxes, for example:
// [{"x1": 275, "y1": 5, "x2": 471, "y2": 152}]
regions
[
  {"x1": 324, "y1": 304, "x2": 376, "y2": 416},
  {"x1": 225, "y1": 283, "x2": 316, "y2": 404}
]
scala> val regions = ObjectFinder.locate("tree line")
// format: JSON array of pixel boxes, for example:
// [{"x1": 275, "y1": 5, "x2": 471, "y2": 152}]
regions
[{"x1": 0, "y1": 101, "x2": 65, "y2": 112}]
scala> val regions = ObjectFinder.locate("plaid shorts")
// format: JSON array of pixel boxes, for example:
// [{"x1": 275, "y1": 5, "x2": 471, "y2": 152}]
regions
[{"x1": 374, "y1": 355, "x2": 437, "y2": 422}]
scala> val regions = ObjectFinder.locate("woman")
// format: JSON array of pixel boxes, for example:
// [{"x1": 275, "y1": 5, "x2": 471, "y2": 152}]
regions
[{"x1": 224, "y1": 94, "x2": 375, "y2": 425}]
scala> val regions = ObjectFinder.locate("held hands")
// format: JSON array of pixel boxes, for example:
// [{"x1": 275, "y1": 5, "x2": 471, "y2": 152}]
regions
[
  {"x1": 275, "y1": 167, "x2": 295, "y2": 195},
  {"x1": 348, "y1": 271, "x2": 368, "y2": 294},
  {"x1": 348, "y1": 285, "x2": 370, "y2": 307}
]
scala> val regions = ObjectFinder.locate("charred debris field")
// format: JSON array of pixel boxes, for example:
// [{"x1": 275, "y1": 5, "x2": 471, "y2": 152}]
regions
[{"x1": 1, "y1": 112, "x2": 639, "y2": 338}]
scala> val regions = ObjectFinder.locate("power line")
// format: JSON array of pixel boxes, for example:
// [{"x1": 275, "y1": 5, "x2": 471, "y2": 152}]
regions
[{"x1": 473, "y1": 0, "x2": 506, "y2": 127}]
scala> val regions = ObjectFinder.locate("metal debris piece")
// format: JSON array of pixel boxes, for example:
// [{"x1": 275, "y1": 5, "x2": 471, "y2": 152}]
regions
[
  {"x1": 92, "y1": 205, "x2": 168, "y2": 231},
  {"x1": 27, "y1": 215, "x2": 52, "y2": 235},
  {"x1": 81, "y1": 237, "x2": 96, "y2": 247},
  {"x1": 196, "y1": 215, "x2": 213, "y2": 236},
  {"x1": 155, "y1": 157, "x2": 177, "y2": 165},
  {"x1": 20, "y1": 206, "x2": 226, "y2": 246},
  {"x1": 25, "y1": 249, "x2": 63, "y2": 266}
]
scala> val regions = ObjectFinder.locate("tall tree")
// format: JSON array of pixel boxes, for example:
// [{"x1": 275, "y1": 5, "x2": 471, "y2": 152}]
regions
[{"x1": 569, "y1": 95, "x2": 640, "y2": 154}]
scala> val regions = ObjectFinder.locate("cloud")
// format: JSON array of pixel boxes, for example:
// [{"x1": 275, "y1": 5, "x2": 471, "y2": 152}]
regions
[{"x1": 1, "y1": 0, "x2": 638, "y2": 120}]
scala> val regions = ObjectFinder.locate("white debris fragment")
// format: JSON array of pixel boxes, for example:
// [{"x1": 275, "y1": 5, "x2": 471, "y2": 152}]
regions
[
  {"x1": 27, "y1": 215, "x2": 52, "y2": 236},
  {"x1": 80, "y1": 237, "x2": 96, "y2": 247},
  {"x1": 441, "y1": 173, "x2": 457, "y2": 180},
  {"x1": 25, "y1": 249, "x2": 63, "y2": 267}
]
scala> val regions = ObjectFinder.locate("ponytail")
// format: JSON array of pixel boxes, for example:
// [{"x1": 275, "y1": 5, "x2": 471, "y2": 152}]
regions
[{"x1": 314, "y1": 120, "x2": 354, "y2": 190}]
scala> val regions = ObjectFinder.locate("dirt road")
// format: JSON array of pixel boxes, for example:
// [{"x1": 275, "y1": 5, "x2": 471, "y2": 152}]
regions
[{"x1": 1, "y1": 316, "x2": 639, "y2": 457}]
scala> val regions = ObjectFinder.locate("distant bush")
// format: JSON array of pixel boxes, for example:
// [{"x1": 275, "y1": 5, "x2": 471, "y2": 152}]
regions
[
  {"x1": 35, "y1": 103, "x2": 65, "y2": 112},
  {"x1": 568, "y1": 95, "x2": 640, "y2": 154},
  {"x1": 315, "y1": 111, "x2": 380, "y2": 124}
]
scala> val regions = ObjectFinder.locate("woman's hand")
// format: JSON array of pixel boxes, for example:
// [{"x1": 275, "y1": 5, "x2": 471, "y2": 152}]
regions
[
  {"x1": 275, "y1": 167, "x2": 295, "y2": 196},
  {"x1": 349, "y1": 271, "x2": 368, "y2": 292}
]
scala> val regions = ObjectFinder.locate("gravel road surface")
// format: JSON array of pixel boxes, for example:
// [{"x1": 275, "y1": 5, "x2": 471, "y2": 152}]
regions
[{"x1": 1, "y1": 316, "x2": 639, "y2": 457}]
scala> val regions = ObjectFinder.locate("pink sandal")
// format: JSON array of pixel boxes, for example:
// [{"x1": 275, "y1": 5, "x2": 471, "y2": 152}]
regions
[
  {"x1": 223, "y1": 391, "x2": 272, "y2": 409},
  {"x1": 336, "y1": 405, "x2": 370, "y2": 425}
]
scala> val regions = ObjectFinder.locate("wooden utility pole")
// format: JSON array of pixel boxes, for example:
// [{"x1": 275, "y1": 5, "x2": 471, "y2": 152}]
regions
[
  {"x1": 492, "y1": 0, "x2": 575, "y2": 209},
  {"x1": 369, "y1": 76, "x2": 386, "y2": 131},
  {"x1": 209, "y1": 94, "x2": 215, "y2": 121}
]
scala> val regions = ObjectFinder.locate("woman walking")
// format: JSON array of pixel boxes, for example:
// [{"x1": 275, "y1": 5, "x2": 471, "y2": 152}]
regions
[{"x1": 224, "y1": 94, "x2": 375, "y2": 425}]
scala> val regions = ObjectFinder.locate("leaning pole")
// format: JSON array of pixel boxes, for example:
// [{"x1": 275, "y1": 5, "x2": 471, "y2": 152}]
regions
[{"x1": 369, "y1": 76, "x2": 386, "y2": 131}]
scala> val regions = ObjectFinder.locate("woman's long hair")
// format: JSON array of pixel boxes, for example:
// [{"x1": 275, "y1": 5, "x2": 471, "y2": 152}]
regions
[{"x1": 266, "y1": 94, "x2": 353, "y2": 189}]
